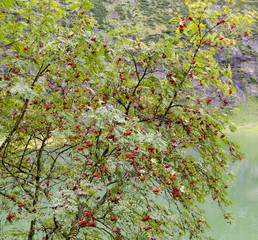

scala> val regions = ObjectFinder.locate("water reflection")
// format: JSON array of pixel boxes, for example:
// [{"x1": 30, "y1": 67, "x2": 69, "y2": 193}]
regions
[{"x1": 207, "y1": 131, "x2": 258, "y2": 240}]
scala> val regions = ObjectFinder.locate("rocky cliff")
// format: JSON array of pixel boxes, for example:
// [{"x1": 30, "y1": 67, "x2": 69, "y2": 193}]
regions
[{"x1": 90, "y1": 0, "x2": 258, "y2": 107}]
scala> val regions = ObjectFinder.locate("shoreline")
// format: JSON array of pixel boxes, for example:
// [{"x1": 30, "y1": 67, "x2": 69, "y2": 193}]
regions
[{"x1": 237, "y1": 123, "x2": 258, "y2": 128}]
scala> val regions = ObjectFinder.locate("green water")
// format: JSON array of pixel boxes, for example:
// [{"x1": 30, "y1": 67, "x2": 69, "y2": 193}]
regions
[{"x1": 206, "y1": 130, "x2": 258, "y2": 240}]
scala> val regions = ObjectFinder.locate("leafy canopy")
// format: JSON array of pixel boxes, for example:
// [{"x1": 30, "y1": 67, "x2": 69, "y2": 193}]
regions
[{"x1": 0, "y1": 0, "x2": 254, "y2": 239}]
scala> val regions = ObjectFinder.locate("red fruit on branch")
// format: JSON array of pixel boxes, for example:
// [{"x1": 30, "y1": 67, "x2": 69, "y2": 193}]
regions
[
  {"x1": 79, "y1": 220, "x2": 88, "y2": 226},
  {"x1": 144, "y1": 226, "x2": 152, "y2": 230},
  {"x1": 124, "y1": 131, "x2": 132, "y2": 136},
  {"x1": 139, "y1": 104, "x2": 145, "y2": 109},
  {"x1": 114, "y1": 228, "x2": 121, "y2": 233},
  {"x1": 110, "y1": 198, "x2": 120, "y2": 203},
  {"x1": 217, "y1": 19, "x2": 225, "y2": 25},
  {"x1": 77, "y1": 147, "x2": 84, "y2": 150},
  {"x1": 87, "y1": 222, "x2": 96, "y2": 227},
  {"x1": 172, "y1": 188, "x2": 180, "y2": 197},
  {"x1": 91, "y1": 37, "x2": 96, "y2": 41},
  {"x1": 170, "y1": 175, "x2": 175, "y2": 180},
  {"x1": 85, "y1": 210, "x2": 94, "y2": 216},
  {"x1": 44, "y1": 179, "x2": 50, "y2": 186},
  {"x1": 153, "y1": 189, "x2": 161, "y2": 193},
  {"x1": 45, "y1": 105, "x2": 52, "y2": 111},
  {"x1": 141, "y1": 216, "x2": 151, "y2": 221},
  {"x1": 6, "y1": 214, "x2": 15, "y2": 220},
  {"x1": 18, "y1": 203, "x2": 25, "y2": 207}
]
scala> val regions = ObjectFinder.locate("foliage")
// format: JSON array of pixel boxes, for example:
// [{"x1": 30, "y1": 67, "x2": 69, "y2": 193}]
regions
[
  {"x1": 89, "y1": 0, "x2": 257, "y2": 42},
  {"x1": 90, "y1": 0, "x2": 108, "y2": 26},
  {"x1": 0, "y1": 0, "x2": 254, "y2": 239}
]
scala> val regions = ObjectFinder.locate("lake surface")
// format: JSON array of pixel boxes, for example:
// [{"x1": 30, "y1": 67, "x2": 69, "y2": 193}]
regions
[{"x1": 206, "y1": 129, "x2": 258, "y2": 240}]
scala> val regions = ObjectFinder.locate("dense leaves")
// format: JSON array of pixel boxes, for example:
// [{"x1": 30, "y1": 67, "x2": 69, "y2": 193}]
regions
[{"x1": 0, "y1": 0, "x2": 254, "y2": 239}]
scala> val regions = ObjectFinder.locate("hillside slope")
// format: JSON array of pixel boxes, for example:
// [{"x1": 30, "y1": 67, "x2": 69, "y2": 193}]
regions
[{"x1": 90, "y1": 0, "x2": 258, "y2": 109}]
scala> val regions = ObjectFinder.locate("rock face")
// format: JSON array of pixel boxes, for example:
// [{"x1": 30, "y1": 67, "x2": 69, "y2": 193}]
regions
[
  {"x1": 239, "y1": 38, "x2": 258, "y2": 97},
  {"x1": 226, "y1": 37, "x2": 258, "y2": 107},
  {"x1": 243, "y1": 37, "x2": 258, "y2": 53}
]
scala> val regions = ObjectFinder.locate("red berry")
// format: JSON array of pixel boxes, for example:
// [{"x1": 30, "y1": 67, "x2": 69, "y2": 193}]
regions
[{"x1": 6, "y1": 214, "x2": 15, "y2": 220}]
